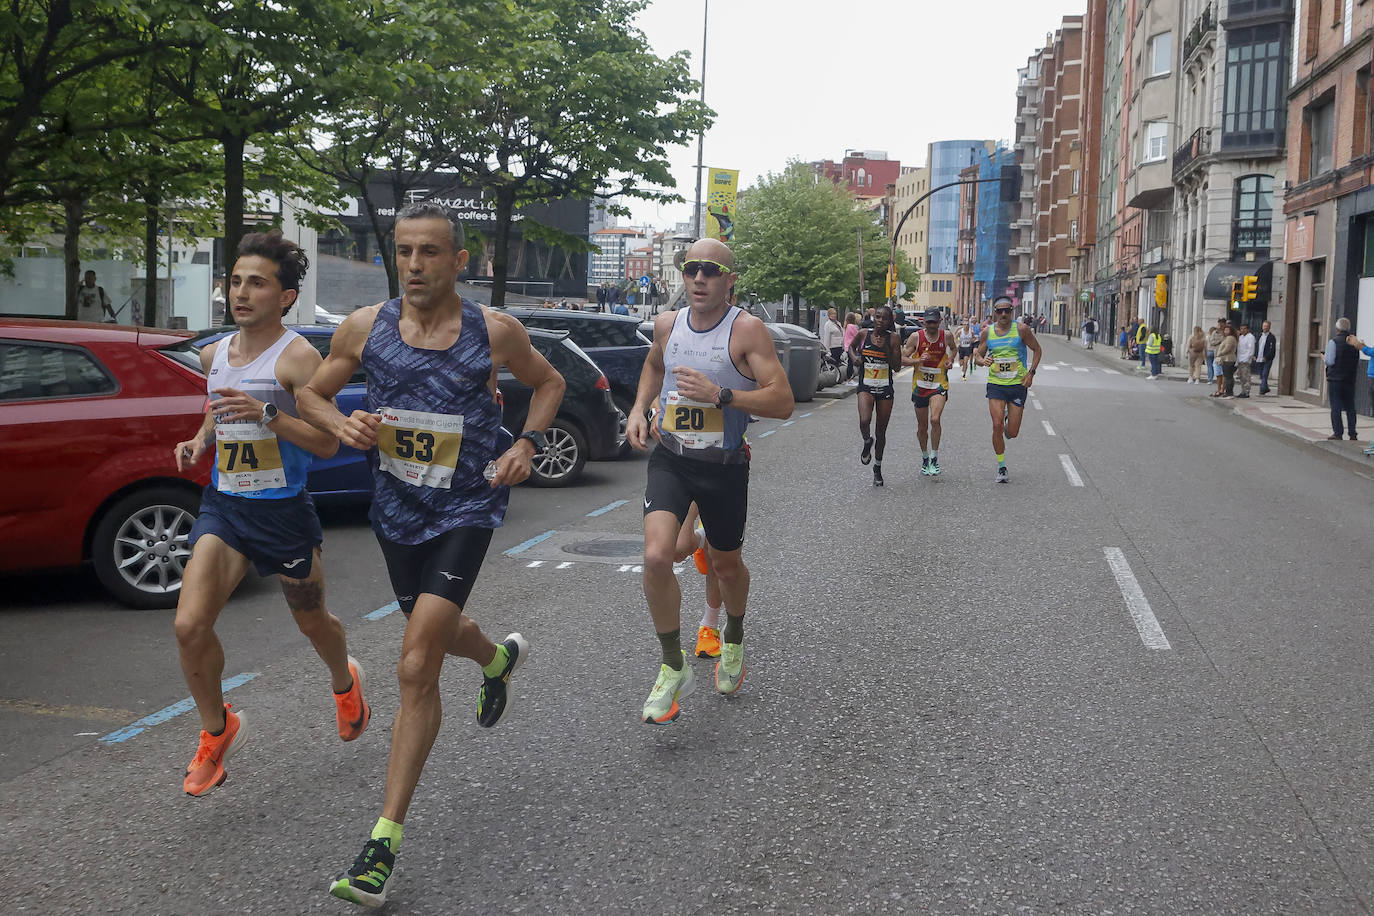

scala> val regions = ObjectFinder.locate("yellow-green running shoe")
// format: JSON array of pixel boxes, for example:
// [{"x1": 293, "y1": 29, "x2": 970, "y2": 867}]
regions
[
  {"x1": 328, "y1": 837, "x2": 395, "y2": 908},
  {"x1": 641, "y1": 652, "x2": 694, "y2": 724},
  {"x1": 715, "y1": 643, "x2": 745, "y2": 695}
]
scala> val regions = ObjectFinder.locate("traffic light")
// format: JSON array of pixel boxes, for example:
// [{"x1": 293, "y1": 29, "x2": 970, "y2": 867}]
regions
[
  {"x1": 885, "y1": 263, "x2": 897, "y2": 298},
  {"x1": 1154, "y1": 274, "x2": 1167, "y2": 308},
  {"x1": 1241, "y1": 275, "x2": 1258, "y2": 301},
  {"x1": 1230, "y1": 281, "x2": 1242, "y2": 311}
]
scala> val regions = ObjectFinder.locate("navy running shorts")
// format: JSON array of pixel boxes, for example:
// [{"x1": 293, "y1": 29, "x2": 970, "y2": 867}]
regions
[
  {"x1": 189, "y1": 485, "x2": 323, "y2": 579},
  {"x1": 912, "y1": 387, "x2": 949, "y2": 408},
  {"x1": 377, "y1": 526, "x2": 493, "y2": 615},
  {"x1": 644, "y1": 446, "x2": 749, "y2": 552},
  {"x1": 986, "y1": 383, "x2": 1028, "y2": 407}
]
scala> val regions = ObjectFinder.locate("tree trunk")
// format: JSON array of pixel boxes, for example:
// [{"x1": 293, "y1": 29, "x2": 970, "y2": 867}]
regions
[
  {"x1": 489, "y1": 187, "x2": 515, "y2": 310},
  {"x1": 63, "y1": 197, "x2": 82, "y2": 321},
  {"x1": 360, "y1": 183, "x2": 398, "y2": 299},
  {"x1": 144, "y1": 194, "x2": 160, "y2": 328},
  {"x1": 222, "y1": 132, "x2": 247, "y2": 324}
]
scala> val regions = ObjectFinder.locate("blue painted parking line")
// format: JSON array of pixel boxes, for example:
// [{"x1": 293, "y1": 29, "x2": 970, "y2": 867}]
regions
[
  {"x1": 800, "y1": 411, "x2": 812, "y2": 418},
  {"x1": 759, "y1": 429, "x2": 776, "y2": 438},
  {"x1": 586, "y1": 499, "x2": 628, "y2": 517},
  {"x1": 100, "y1": 672, "x2": 259, "y2": 744},
  {"x1": 505, "y1": 529, "x2": 556, "y2": 556},
  {"x1": 364, "y1": 601, "x2": 400, "y2": 621},
  {"x1": 781, "y1": 420, "x2": 795, "y2": 427}
]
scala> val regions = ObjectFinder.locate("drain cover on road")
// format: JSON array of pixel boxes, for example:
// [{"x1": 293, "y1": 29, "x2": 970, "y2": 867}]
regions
[
  {"x1": 509, "y1": 530, "x2": 647, "y2": 566},
  {"x1": 561, "y1": 539, "x2": 645, "y2": 558}
]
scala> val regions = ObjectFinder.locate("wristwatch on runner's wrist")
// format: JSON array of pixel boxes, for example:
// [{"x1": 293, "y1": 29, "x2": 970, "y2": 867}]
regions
[
  {"x1": 715, "y1": 387, "x2": 734, "y2": 408},
  {"x1": 517, "y1": 430, "x2": 549, "y2": 453},
  {"x1": 260, "y1": 402, "x2": 278, "y2": 424}
]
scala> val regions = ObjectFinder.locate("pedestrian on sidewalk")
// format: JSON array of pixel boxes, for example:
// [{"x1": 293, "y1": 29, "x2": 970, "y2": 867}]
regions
[
  {"x1": 1324, "y1": 317, "x2": 1359, "y2": 440},
  {"x1": 1119, "y1": 324, "x2": 1131, "y2": 359},
  {"x1": 1255, "y1": 320, "x2": 1277, "y2": 394},
  {"x1": 1136, "y1": 320, "x2": 1149, "y2": 369},
  {"x1": 819, "y1": 307, "x2": 845, "y2": 369},
  {"x1": 1213, "y1": 325, "x2": 1237, "y2": 397},
  {"x1": 1186, "y1": 326, "x2": 1206, "y2": 383},
  {"x1": 1206, "y1": 318, "x2": 1225, "y2": 383},
  {"x1": 1145, "y1": 326, "x2": 1163, "y2": 379},
  {"x1": 841, "y1": 312, "x2": 862, "y2": 381},
  {"x1": 1349, "y1": 330, "x2": 1374, "y2": 453},
  {"x1": 1235, "y1": 323, "x2": 1256, "y2": 398}
]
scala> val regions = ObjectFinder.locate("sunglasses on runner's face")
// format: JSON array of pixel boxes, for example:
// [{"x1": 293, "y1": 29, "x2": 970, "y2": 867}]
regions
[
  {"x1": 682, "y1": 259, "x2": 731, "y2": 278},
  {"x1": 994, "y1": 307, "x2": 1013, "y2": 314}
]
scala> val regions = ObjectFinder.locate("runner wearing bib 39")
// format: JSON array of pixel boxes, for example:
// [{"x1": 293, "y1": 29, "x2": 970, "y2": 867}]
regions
[
  {"x1": 974, "y1": 296, "x2": 1043, "y2": 484},
  {"x1": 298, "y1": 202, "x2": 565, "y2": 909},
  {"x1": 902, "y1": 307, "x2": 955, "y2": 476},
  {"x1": 629, "y1": 238, "x2": 793, "y2": 725},
  {"x1": 171, "y1": 229, "x2": 369, "y2": 799},
  {"x1": 847, "y1": 304, "x2": 902, "y2": 487}
]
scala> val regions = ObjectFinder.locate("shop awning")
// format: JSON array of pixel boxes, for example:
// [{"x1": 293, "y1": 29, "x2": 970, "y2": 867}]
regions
[{"x1": 1203, "y1": 260, "x2": 1273, "y2": 301}]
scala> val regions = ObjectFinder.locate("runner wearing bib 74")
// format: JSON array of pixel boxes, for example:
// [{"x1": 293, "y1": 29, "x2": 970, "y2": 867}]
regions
[
  {"x1": 974, "y1": 296, "x2": 1043, "y2": 484},
  {"x1": 847, "y1": 305, "x2": 903, "y2": 487},
  {"x1": 171, "y1": 229, "x2": 370, "y2": 799},
  {"x1": 628, "y1": 238, "x2": 793, "y2": 725},
  {"x1": 902, "y1": 307, "x2": 955, "y2": 477}
]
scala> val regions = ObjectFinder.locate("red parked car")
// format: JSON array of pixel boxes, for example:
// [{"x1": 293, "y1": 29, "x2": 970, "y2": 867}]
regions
[{"x1": 0, "y1": 319, "x2": 210, "y2": 608}]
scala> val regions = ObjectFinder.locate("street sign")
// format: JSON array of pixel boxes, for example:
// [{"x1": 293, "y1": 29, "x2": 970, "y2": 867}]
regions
[
  {"x1": 1079, "y1": 291, "x2": 1090, "y2": 302},
  {"x1": 895, "y1": 281, "x2": 907, "y2": 297},
  {"x1": 639, "y1": 275, "x2": 651, "y2": 288},
  {"x1": 860, "y1": 290, "x2": 870, "y2": 304}
]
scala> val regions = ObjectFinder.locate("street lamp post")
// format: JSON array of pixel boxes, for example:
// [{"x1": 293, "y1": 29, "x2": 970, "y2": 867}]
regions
[{"x1": 692, "y1": 0, "x2": 708, "y2": 240}]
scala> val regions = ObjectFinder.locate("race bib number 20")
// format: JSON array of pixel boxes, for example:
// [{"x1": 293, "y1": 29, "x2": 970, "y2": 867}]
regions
[
  {"x1": 377, "y1": 407, "x2": 464, "y2": 489},
  {"x1": 663, "y1": 390, "x2": 724, "y2": 450}
]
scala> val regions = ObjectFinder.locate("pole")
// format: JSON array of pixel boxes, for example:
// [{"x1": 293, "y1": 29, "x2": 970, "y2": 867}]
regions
[
  {"x1": 857, "y1": 227, "x2": 865, "y2": 314},
  {"x1": 887, "y1": 176, "x2": 1007, "y2": 314},
  {"x1": 692, "y1": 0, "x2": 708, "y2": 239}
]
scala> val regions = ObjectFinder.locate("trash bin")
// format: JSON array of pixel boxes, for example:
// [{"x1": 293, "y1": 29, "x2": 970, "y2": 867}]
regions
[
  {"x1": 770, "y1": 323, "x2": 822, "y2": 402},
  {"x1": 764, "y1": 324, "x2": 792, "y2": 393}
]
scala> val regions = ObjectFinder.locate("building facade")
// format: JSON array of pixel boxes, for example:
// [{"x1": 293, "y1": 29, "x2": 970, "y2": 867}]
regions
[
  {"x1": 893, "y1": 166, "x2": 935, "y2": 313},
  {"x1": 975, "y1": 144, "x2": 1016, "y2": 319},
  {"x1": 1010, "y1": 59, "x2": 1041, "y2": 314},
  {"x1": 1282, "y1": 0, "x2": 1374, "y2": 404},
  {"x1": 588, "y1": 227, "x2": 647, "y2": 290},
  {"x1": 1032, "y1": 17, "x2": 1085, "y2": 330},
  {"x1": 956, "y1": 163, "x2": 980, "y2": 314},
  {"x1": 814, "y1": 150, "x2": 904, "y2": 199},
  {"x1": 1072, "y1": 0, "x2": 1108, "y2": 336},
  {"x1": 927, "y1": 140, "x2": 991, "y2": 314}
]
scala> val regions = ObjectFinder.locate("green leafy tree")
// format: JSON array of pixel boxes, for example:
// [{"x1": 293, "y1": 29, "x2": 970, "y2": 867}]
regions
[
  {"x1": 734, "y1": 163, "x2": 918, "y2": 326},
  {"x1": 439, "y1": 0, "x2": 712, "y2": 308}
]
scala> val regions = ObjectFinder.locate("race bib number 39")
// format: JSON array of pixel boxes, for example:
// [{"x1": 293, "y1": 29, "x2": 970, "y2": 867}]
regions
[
  {"x1": 215, "y1": 423, "x2": 287, "y2": 493},
  {"x1": 377, "y1": 407, "x2": 463, "y2": 489},
  {"x1": 917, "y1": 366, "x2": 942, "y2": 389},
  {"x1": 863, "y1": 359, "x2": 890, "y2": 387},
  {"x1": 663, "y1": 390, "x2": 724, "y2": 450}
]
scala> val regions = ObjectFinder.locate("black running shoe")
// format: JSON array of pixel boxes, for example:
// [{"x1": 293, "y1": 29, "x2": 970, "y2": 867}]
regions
[
  {"x1": 996, "y1": 466, "x2": 1009, "y2": 484},
  {"x1": 329, "y1": 838, "x2": 395, "y2": 908},
  {"x1": 860, "y1": 437, "x2": 874, "y2": 465},
  {"x1": 873, "y1": 466, "x2": 884, "y2": 487},
  {"x1": 477, "y1": 632, "x2": 529, "y2": 728}
]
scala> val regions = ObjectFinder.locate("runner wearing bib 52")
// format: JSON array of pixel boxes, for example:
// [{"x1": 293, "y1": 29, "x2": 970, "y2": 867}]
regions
[{"x1": 974, "y1": 297, "x2": 1043, "y2": 483}]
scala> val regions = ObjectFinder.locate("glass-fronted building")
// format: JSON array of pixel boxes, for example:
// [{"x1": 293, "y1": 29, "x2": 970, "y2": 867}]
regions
[
  {"x1": 928, "y1": 141, "x2": 989, "y2": 274},
  {"x1": 975, "y1": 144, "x2": 1015, "y2": 309}
]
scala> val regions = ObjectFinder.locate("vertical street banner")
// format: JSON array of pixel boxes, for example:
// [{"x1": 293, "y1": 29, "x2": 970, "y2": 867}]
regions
[{"x1": 705, "y1": 168, "x2": 739, "y2": 242}]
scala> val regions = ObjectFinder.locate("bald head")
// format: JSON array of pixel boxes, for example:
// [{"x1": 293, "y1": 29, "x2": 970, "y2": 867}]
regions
[{"x1": 685, "y1": 238, "x2": 733, "y2": 269}]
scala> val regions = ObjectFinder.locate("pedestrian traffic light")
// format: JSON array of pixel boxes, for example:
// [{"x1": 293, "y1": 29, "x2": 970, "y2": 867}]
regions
[
  {"x1": 1241, "y1": 275, "x2": 1258, "y2": 301},
  {"x1": 1230, "y1": 281, "x2": 1242, "y2": 310},
  {"x1": 1154, "y1": 274, "x2": 1167, "y2": 308}
]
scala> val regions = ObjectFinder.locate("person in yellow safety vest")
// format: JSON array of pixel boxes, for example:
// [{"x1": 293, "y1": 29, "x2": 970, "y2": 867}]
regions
[
  {"x1": 1135, "y1": 320, "x2": 1149, "y2": 369},
  {"x1": 1144, "y1": 326, "x2": 1163, "y2": 379}
]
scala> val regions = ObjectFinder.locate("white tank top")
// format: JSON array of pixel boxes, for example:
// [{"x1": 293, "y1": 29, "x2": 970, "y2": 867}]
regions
[{"x1": 656, "y1": 306, "x2": 756, "y2": 460}]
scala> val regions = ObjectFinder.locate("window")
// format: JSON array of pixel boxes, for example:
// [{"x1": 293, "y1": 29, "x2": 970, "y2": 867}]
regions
[
  {"x1": 1149, "y1": 32, "x2": 1173, "y2": 77},
  {"x1": 1305, "y1": 0, "x2": 1323, "y2": 60},
  {"x1": 1222, "y1": 24, "x2": 1286, "y2": 149},
  {"x1": 1356, "y1": 67, "x2": 1373, "y2": 159},
  {"x1": 1232, "y1": 175, "x2": 1275, "y2": 259},
  {"x1": 1070, "y1": 219, "x2": 1078, "y2": 243},
  {"x1": 1305, "y1": 98, "x2": 1335, "y2": 178},
  {"x1": 1143, "y1": 121, "x2": 1169, "y2": 162},
  {"x1": 0, "y1": 342, "x2": 116, "y2": 401}
]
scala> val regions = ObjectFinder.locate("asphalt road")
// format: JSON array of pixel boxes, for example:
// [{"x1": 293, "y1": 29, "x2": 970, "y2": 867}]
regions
[{"x1": 3, "y1": 334, "x2": 1373, "y2": 914}]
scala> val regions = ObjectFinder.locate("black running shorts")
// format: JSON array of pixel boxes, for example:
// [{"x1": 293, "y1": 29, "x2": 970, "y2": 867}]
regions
[
  {"x1": 858, "y1": 384, "x2": 894, "y2": 401},
  {"x1": 644, "y1": 446, "x2": 749, "y2": 552},
  {"x1": 986, "y1": 383, "x2": 1028, "y2": 407},
  {"x1": 376, "y1": 526, "x2": 493, "y2": 615},
  {"x1": 958, "y1": 345, "x2": 974, "y2": 358},
  {"x1": 912, "y1": 387, "x2": 949, "y2": 408}
]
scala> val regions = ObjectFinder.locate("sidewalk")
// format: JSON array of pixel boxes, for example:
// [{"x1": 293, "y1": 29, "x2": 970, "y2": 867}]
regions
[{"x1": 1063, "y1": 333, "x2": 1374, "y2": 470}]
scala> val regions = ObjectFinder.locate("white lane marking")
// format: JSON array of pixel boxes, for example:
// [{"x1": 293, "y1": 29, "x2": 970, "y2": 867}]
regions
[
  {"x1": 781, "y1": 420, "x2": 795, "y2": 427},
  {"x1": 1103, "y1": 547, "x2": 1171, "y2": 650},
  {"x1": 556, "y1": 561, "x2": 573, "y2": 569},
  {"x1": 1056, "y1": 360, "x2": 1069, "y2": 365},
  {"x1": 819, "y1": 400, "x2": 837, "y2": 409},
  {"x1": 1041, "y1": 365, "x2": 1061, "y2": 371},
  {"x1": 1059, "y1": 454, "x2": 1083, "y2": 487},
  {"x1": 1073, "y1": 367, "x2": 1090, "y2": 373},
  {"x1": 1030, "y1": 398, "x2": 1043, "y2": 410},
  {"x1": 1103, "y1": 368, "x2": 1120, "y2": 375},
  {"x1": 1042, "y1": 420, "x2": 1056, "y2": 436},
  {"x1": 759, "y1": 429, "x2": 776, "y2": 437},
  {"x1": 526, "y1": 560, "x2": 544, "y2": 568}
]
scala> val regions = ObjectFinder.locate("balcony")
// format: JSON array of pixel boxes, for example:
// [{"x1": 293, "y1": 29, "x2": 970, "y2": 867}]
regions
[
  {"x1": 1010, "y1": 245, "x2": 1033, "y2": 256},
  {"x1": 1182, "y1": 4, "x2": 1215, "y2": 64},
  {"x1": 1011, "y1": 218, "x2": 1032, "y2": 229},
  {"x1": 1172, "y1": 127, "x2": 1211, "y2": 182},
  {"x1": 1021, "y1": 104, "x2": 1039, "y2": 117}
]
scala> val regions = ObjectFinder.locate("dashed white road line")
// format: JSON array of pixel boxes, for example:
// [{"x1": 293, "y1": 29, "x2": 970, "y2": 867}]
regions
[
  {"x1": 1058, "y1": 454, "x2": 1083, "y2": 486},
  {"x1": 1073, "y1": 367, "x2": 1090, "y2": 373},
  {"x1": 1030, "y1": 398, "x2": 1043, "y2": 410},
  {"x1": 1103, "y1": 547, "x2": 1171, "y2": 650},
  {"x1": 1103, "y1": 368, "x2": 1120, "y2": 375},
  {"x1": 1042, "y1": 420, "x2": 1056, "y2": 436}
]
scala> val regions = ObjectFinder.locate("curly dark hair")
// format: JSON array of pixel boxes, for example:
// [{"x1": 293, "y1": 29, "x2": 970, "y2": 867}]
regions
[{"x1": 237, "y1": 228, "x2": 309, "y2": 294}]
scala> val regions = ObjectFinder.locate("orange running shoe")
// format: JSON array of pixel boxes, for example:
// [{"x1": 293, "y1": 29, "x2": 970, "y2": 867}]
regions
[
  {"x1": 334, "y1": 655, "x2": 370, "y2": 742},
  {"x1": 692, "y1": 522, "x2": 709, "y2": 575},
  {"x1": 183, "y1": 704, "x2": 246, "y2": 797},
  {"x1": 694, "y1": 625, "x2": 722, "y2": 659}
]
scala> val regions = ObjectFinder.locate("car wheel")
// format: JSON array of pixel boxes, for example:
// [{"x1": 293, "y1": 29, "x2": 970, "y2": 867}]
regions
[
  {"x1": 91, "y1": 486, "x2": 200, "y2": 609},
  {"x1": 528, "y1": 417, "x2": 587, "y2": 487}
]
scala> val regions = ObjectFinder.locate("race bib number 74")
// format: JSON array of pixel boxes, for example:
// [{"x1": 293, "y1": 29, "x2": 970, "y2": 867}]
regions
[{"x1": 377, "y1": 407, "x2": 464, "y2": 489}]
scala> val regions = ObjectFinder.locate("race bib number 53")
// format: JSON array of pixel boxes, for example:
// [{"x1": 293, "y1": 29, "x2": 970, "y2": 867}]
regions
[{"x1": 377, "y1": 407, "x2": 463, "y2": 489}]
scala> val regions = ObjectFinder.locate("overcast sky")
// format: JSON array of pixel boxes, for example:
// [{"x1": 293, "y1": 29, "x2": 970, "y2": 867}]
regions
[{"x1": 627, "y1": 0, "x2": 1088, "y2": 229}]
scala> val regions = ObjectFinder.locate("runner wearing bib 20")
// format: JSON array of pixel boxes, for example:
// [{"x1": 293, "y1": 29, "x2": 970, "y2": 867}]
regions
[
  {"x1": 847, "y1": 305, "x2": 902, "y2": 487},
  {"x1": 298, "y1": 202, "x2": 565, "y2": 908},
  {"x1": 902, "y1": 307, "x2": 955, "y2": 476},
  {"x1": 171, "y1": 229, "x2": 369, "y2": 799},
  {"x1": 974, "y1": 296, "x2": 1043, "y2": 484},
  {"x1": 629, "y1": 238, "x2": 793, "y2": 725}
]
